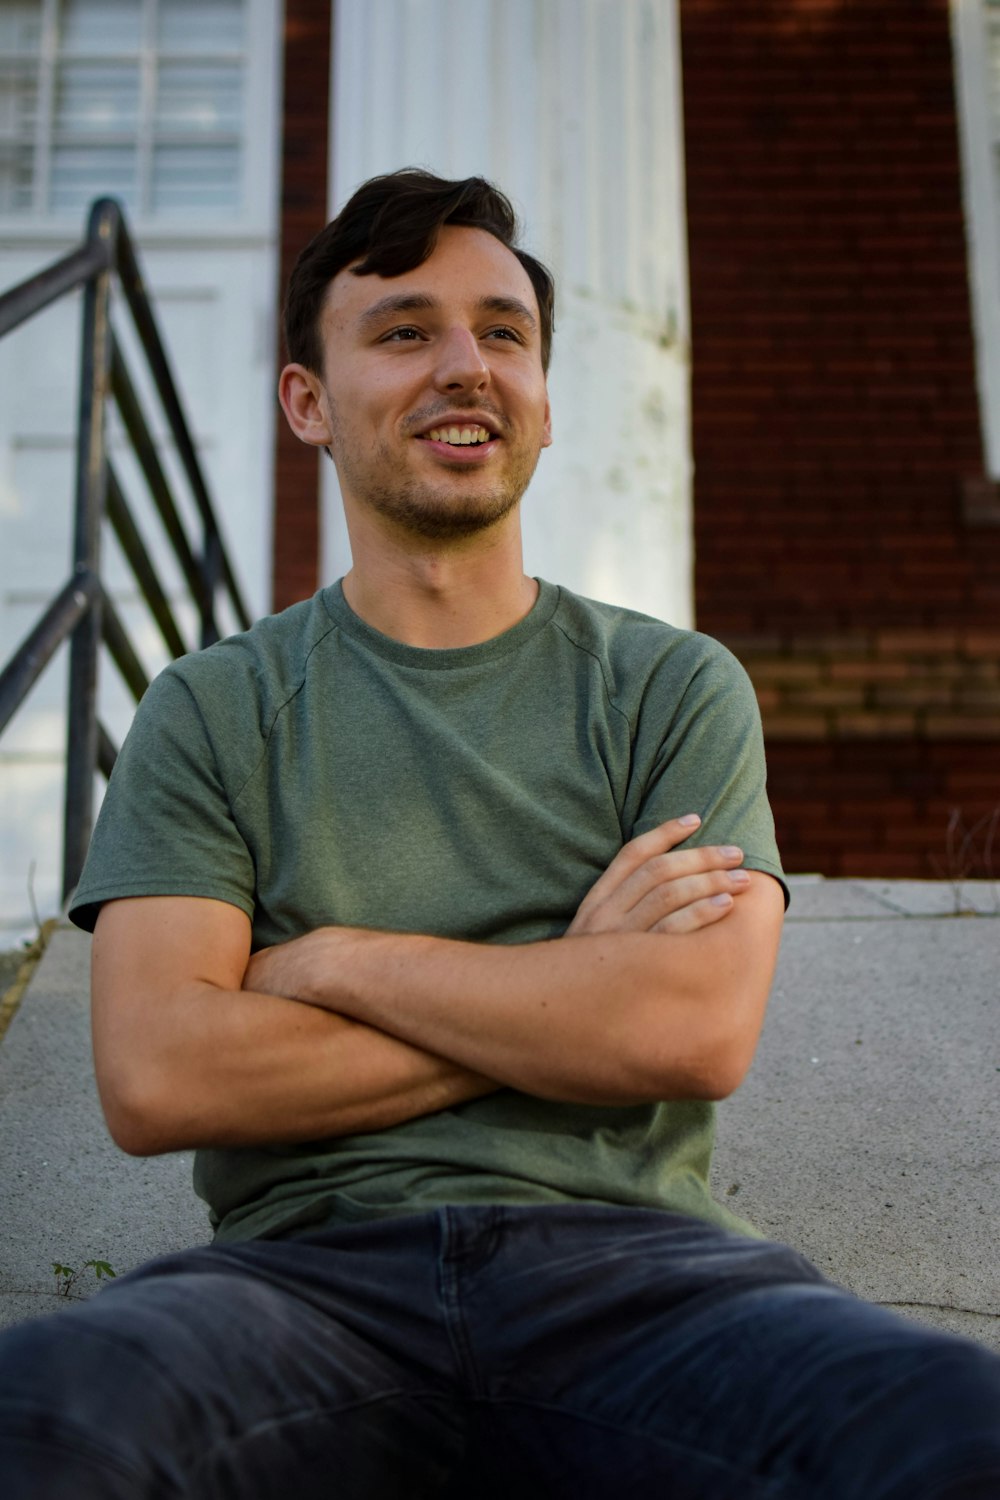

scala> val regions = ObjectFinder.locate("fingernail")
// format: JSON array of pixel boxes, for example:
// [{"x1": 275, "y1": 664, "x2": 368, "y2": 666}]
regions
[
  {"x1": 679, "y1": 813, "x2": 701, "y2": 827},
  {"x1": 711, "y1": 893, "x2": 733, "y2": 906},
  {"x1": 729, "y1": 870, "x2": 750, "y2": 885},
  {"x1": 721, "y1": 845, "x2": 742, "y2": 859}
]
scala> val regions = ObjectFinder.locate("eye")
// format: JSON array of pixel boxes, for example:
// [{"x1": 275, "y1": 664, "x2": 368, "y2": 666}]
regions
[
  {"x1": 380, "y1": 326, "x2": 424, "y2": 343},
  {"x1": 484, "y1": 326, "x2": 522, "y2": 343}
]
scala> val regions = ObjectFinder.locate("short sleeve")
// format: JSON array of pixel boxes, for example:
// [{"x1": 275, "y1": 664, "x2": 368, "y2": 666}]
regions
[
  {"x1": 627, "y1": 639, "x2": 789, "y2": 905},
  {"x1": 68, "y1": 666, "x2": 257, "y2": 931}
]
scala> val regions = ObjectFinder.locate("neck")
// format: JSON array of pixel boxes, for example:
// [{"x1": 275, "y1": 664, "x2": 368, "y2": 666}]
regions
[{"x1": 340, "y1": 505, "x2": 537, "y2": 648}]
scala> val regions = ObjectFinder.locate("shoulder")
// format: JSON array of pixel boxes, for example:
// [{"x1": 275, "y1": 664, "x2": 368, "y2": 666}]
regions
[
  {"x1": 151, "y1": 587, "x2": 341, "y2": 738},
  {"x1": 547, "y1": 584, "x2": 751, "y2": 710}
]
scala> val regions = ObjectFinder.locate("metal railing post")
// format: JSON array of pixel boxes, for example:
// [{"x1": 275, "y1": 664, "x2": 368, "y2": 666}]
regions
[
  {"x1": 0, "y1": 195, "x2": 252, "y2": 914},
  {"x1": 200, "y1": 529, "x2": 223, "y2": 648},
  {"x1": 62, "y1": 202, "x2": 117, "y2": 903}
]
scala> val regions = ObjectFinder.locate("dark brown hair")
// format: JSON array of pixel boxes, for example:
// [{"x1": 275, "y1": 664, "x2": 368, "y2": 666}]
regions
[{"x1": 283, "y1": 169, "x2": 555, "y2": 374}]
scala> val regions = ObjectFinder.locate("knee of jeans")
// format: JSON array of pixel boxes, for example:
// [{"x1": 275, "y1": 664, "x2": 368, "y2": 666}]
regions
[
  {"x1": 844, "y1": 1336, "x2": 1000, "y2": 1499},
  {"x1": 0, "y1": 1287, "x2": 214, "y2": 1447},
  {"x1": 0, "y1": 1311, "x2": 189, "y2": 1499},
  {"x1": 918, "y1": 1340, "x2": 1000, "y2": 1448},
  {"x1": 0, "y1": 1309, "x2": 153, "y2": 1420}
]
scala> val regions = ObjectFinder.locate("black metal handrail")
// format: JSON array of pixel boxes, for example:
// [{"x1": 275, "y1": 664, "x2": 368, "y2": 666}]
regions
[{"x1": 0, "y1": 198, "x2": 253, "y2": 902}]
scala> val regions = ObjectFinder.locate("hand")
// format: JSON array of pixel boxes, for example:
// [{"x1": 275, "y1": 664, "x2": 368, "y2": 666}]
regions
[
  {"x1": 243, "y1": 932, "x2": 324, "y2": 999},
  {"x1": 566, "y1": 814, "x2": 750, "y2": 937}
]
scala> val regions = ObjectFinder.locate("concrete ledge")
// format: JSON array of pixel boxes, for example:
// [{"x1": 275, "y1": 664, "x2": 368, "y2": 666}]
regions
[
  {"x1": 1, "y1": 887, "x2": 997, "y2": 1351},
  {"x1": 713, "y1": 880, "x2": 999, "y2": 1351},
  {"x1": 0, "y1": 926, "x2": 207, "y2": 1329}
]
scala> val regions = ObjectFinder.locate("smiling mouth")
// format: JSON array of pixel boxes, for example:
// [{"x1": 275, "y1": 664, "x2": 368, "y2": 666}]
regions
[{"x1": 421, "y1": 425, "x2": 494, "y2": 446}]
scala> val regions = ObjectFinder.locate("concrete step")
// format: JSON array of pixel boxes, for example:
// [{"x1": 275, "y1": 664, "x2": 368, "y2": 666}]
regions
[
  {"x1": 0, "y1": 881, "x2": 997, "y2": 1348},
  {"x1": 0, "y1": 924, "x2": 206, "y2": 1329}
]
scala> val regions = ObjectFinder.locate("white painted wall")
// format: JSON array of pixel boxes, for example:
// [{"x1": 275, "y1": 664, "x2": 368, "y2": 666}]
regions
[
  {"x1": 325, "y1": 0, "x2": 693, "y2": 626},
  {"x1": 951, "y1": 0, "x2": 1000, "y2": 479}
]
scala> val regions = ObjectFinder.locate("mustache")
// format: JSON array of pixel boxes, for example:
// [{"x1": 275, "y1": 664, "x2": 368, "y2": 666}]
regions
[{"x1": 404, "y1": 402, "x2": 509, "y2": 437}]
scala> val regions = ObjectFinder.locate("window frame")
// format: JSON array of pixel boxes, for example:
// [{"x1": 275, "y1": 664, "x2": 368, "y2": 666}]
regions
[{"x1": 0, "y1": 0, "x2": 280, "y2": 242}]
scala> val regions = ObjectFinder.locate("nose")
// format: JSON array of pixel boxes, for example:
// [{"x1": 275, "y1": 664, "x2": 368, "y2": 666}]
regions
[{"x1": 433, "y1": 325, "x2": 489, "y2": 394}]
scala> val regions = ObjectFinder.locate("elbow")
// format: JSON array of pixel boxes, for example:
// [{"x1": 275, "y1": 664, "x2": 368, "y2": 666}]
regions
[
  {"x1": 639, "y1": 1044, "x2": 751, "y2": 1104},
  {"x1": 106, "y1": 1119, "x2": 162, "y2": 1157},
  {"x1": 631, "y1": 998, "x2": 763, "y2": 1103},
  {"x1": 685, "y1": 1019, "x2": 760, "y2": 1100},
  {"x1": 101, "y1": 1102, "x2": 171, "y2": 1158},
  {"x1": 682, "y1": 1042, "x2": 754, "y2": 1101},
  {"x1": 96, "y1": 1066, "x2": 188, "y2": 1156}
]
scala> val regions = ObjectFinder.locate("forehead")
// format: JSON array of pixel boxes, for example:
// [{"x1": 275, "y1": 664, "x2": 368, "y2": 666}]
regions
[{"x1": 322, "y1": 224, "x2": 540, "y2": 332}]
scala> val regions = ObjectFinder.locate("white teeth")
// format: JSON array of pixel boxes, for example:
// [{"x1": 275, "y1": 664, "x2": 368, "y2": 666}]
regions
[{"x1": 426, "y1": 425, "x2": 491, "y2": 445}]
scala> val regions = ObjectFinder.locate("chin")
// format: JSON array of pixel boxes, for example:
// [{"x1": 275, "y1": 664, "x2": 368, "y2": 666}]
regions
[{"x1": 366, "y1": 483, "x2": 527, "y2": 540}]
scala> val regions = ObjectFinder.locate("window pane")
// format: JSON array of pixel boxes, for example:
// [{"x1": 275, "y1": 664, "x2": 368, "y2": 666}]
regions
[
  {"x1": 55, "y1": 61, "x2": 140, "y2": 133},
  {"x1": 0, "y1": 143, "x2": 36, "y2": 214},
  {"x1": 157, "y1": 0, "x2": 244, "y2": 54},
  {"x1": 50, "y1": 144, "x2": 137, "y2": 213},
  {"x1": 0, "y1": 1, "x2": 43, "y2": 55},
  {"x1": 0, "y1": 0, "x2": 252, "y2": 222},
  {"x1": 155, "y1": 61, "x2": 241, "y2": 132},
  {"x1": 0, "y1": 62, "x2": 40, "y2": 136},
  {"x1": 151, "y1": 142, "x2": 239, "y2": 213},
  {"x1": 60, "y1": 0, "x2": 142, "y2": 55}
]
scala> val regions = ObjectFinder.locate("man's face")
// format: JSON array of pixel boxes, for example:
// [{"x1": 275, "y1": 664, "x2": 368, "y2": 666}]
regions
[{"x1": 315, "y1": 225, "x2": 552, "y2": 540}]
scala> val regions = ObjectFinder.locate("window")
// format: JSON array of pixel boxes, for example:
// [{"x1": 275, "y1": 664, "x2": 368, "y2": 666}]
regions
[
  {"x1": 0, "y1": 0, "x2": 248, "y2": 222},
  {"x1": 952, "y1": 0, "x2": 1000, "y2": 482}
]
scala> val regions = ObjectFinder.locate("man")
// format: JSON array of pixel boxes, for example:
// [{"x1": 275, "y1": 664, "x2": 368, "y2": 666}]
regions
[{"x1": 0, "y1": 170, "x2": 996, "y2": 1497}]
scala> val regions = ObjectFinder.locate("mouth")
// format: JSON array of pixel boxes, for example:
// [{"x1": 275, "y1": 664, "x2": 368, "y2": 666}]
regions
[
  {"x1": 414, "y1": 419, "x2": 502, "y2": 464},
  {"x1": 419, "y1": 423, "x2": 496, "y2": 447}
]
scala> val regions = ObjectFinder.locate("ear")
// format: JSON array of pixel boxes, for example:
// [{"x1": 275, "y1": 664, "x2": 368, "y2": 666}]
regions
[
  {"x1": 541, "y1": 394, "x2": 553, "y2": 449},
  {"x1": 278, "y1": 364, "x2": 333, "y2": 448}
]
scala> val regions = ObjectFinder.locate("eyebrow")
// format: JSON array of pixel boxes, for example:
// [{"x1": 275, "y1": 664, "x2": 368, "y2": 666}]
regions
[
  {"x1": 356, "y1": 291, "x2": 538, "y2": 334},
  {"x1": 476, "y1": 295, "x2": 538, "y2": 331}
]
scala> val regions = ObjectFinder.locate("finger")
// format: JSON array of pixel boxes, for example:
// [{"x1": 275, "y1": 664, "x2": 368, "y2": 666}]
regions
[
  {"x1": 650, "y1": 891, "x2": 739, "y2": 935},
  {"x1": 604, "y1": 844, "x2": 745, "y2": 920},
  {"x1": 626, "y1": 867, "x2": 750, "y2": 931},
  {"x1": 574, "y1": 843, "x2": 745, "y2": 933},
  {"x1": 568, "y1": 856, "x2": 748, "y2": 936},
  {"x1": 573, "y1": 815, "x2": 703, "y2": 917},
  {"x1": 620, "y1": 813, "x2": 703, "y2": 861}
]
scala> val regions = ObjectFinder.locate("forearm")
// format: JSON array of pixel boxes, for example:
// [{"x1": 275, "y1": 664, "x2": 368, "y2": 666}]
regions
[
  {"x1": 269, "y1": 882, "x2": 782, "y2": 1104},
  {"x1": 91, "y1": 831, "x2": 781, "y2": 1152},
  {"x1": 332, "y1": 931, "x2": 709, "y2": 1102},
  {"x1": 91, "y1": 905, "x2": 497, "y2": 1155},
  {"x1": 150, "y1": 991, "x2": 492, "y2": 1152}
]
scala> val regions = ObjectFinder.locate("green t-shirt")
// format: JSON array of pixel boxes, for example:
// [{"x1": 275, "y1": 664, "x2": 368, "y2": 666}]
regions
[{"x1": 71, "y1": 579, "x2": 786, "y2": 1242}]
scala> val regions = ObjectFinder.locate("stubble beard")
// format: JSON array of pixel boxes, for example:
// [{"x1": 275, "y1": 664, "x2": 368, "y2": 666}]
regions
[
  {"x1": 356, "y1": 464, "x2": 538, "y2": 540},
  {"x1": 330, "y1": 415, "x2": 544, "y2": 541}
]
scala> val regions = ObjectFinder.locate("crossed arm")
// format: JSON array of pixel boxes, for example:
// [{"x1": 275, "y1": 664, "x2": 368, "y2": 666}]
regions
[{"x1": 91, "y1": 815, "x2": 785, "y2": 1156}]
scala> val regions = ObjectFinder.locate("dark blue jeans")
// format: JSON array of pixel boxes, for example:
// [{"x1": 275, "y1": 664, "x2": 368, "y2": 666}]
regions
[{"x1": 0, "y1": 1206, "x2": 997, "y2": 1498}]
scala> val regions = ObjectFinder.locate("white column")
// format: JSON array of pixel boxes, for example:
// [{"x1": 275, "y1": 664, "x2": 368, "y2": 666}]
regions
[{"x1": 325, "y1": 0, "x2": 693, "y2": 626}]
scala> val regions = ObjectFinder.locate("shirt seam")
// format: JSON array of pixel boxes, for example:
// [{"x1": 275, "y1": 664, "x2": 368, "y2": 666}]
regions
[
  {"x1": 547, "y1": 613, "x2": 636, "y2": 735},
  {"x1": 226, "y1": 615, "x2": 343, "y2": 810}
]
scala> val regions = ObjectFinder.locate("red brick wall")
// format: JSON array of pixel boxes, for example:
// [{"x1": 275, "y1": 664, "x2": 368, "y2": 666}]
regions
[
  {"x1": 271, "y1": 0, "x2": 331, "y2": 612},
  {"x1": 680, "y1": 0, "x2": 1000, "y2": 877},
  {"x1": 765, "y1": 738, "x2": 1000, "y2": 880}
]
